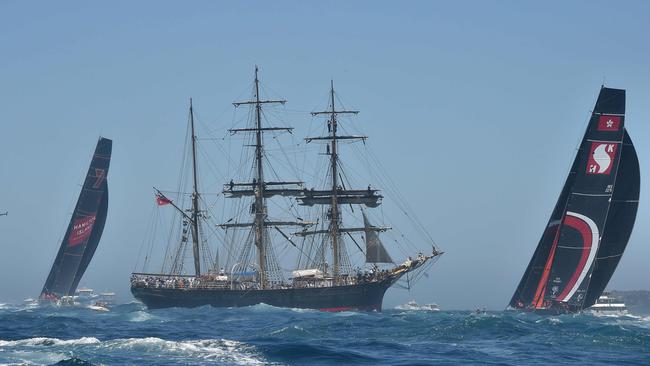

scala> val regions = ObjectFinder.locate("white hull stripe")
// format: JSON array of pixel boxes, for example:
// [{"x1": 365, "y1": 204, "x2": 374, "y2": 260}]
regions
[{"x1": 559, "y1": 211, "x2": 600, "y2": 302}]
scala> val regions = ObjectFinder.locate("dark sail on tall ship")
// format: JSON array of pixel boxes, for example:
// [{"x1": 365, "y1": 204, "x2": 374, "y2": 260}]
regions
[
  {"x1": 131, "y1": 68, "x2": 442, "y2": 310},
  {"x1": 41, "y1": 137, "x2": 112, "y2": 300},
  {"x1": 510, "y1": 87, "x2": 640, "y2": 314}
]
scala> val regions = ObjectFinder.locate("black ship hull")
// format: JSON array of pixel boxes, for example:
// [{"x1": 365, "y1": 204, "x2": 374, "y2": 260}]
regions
[{"x1": 131, "y1": 279, "x2": 392, "y2": 311}]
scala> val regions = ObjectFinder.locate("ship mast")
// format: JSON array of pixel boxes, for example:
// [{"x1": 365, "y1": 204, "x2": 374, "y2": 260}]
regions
[
  {"x1": 309, "y1": 81, "x2": 362, "y2": 283},
  {"x1": 328, "y1": 82, "x2": 342, "y2": 282},
  {"x1": 189, "y1": 98, "x2": 202, "y2": 277},
  {"x1": 229, "y1": 66, "x2": 299, "y2": 289},
  {"x1": 252, "y1": 68, "x2": 267, "y2": 287}
]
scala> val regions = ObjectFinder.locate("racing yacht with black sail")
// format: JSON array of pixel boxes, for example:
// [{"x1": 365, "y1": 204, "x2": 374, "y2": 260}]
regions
[
  {"x1": 41, "y1": 137, "x2": 112, "y2": 301},
  {"x1": 510, "y1": 87, "x2": 640, "y2": 314},
  {"x1": 130, "y1": 68, "x2": 442, "y2": 310}
]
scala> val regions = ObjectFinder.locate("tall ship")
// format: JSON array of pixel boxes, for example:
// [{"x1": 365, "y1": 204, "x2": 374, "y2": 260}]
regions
[
  {"x1": 131, "y1": 68, "x2": 442, "y2": 310},
  {"x1": 510, "y1": 87, "x2": 640, "y2": 314},
  {"x1": 41, "y1": 137, "x2": 112, "y2": 301}
]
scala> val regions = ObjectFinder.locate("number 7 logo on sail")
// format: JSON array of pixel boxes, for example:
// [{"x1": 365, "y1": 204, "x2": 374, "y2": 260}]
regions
[{"x1": 586, "y1": 142, "x2": 618, "y2": 175}]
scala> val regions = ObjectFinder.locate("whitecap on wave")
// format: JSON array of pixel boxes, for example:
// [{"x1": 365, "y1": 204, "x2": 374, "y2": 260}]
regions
[
  {"x1": 269, "y1": 325, "x2": 309, "y2": 336},
  {"x1": 0, "y1": 337, "x2": 267, "y2": 365},
  {"x1": 590, "y1": 312, "x2": 637, "y2": 319},
  {"x1": 287, "y1": 307, "x2": 317, "y2": 314},
  {"x1": 245, "y1": 303, "x2": 288, "y2": 312},
  {"x1": 0, "y1": 350, "x2": 68, "y2": 365},
  {"x1": 0, "y1": 337, "x2": 100, "y2": 347},
  {"x1": 394, "y1": 301, "x2": 441, "y2": 312},
  {"x1": 608, "y1": 314, "x2": 650, "y2": 330},
  {"x1": 535, "y1": 317, "x2": 563, "y2": 325},
  {"x1": 127, "y1": 310, "x2": 155, "y2": 322},
  {"x1": 104, "y1": 337, "x2": 266, "y2": 365}
]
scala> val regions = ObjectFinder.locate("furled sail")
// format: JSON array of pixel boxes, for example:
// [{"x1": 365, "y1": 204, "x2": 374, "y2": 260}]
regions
[
  {"x1": 510, "y1": 87, "x2": 639, "y2": 311},
  {"x1": 40, "y1": 137, "x2": 112, "y2": 299},
  {"x1": 363, "y1": 212, "x2": 392, "y2": 263}
]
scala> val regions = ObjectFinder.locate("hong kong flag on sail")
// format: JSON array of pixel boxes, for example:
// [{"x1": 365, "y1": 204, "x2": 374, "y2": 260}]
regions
[
  {"x1": 156, "y1": 193, "x2": 172, "y2": 206},
  {"x1": 597, "y1": 115, "x2": 621, "y2": 131}
]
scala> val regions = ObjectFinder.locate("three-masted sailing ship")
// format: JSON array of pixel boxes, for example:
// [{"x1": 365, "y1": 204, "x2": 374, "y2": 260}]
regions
[
  {"x1": 41, "y1": 137, "x2": 112, "y2": 300},
  {"x1": 510, "y1": 87, "x2": 640, "y2": 314},
  {"x1": 131, "y1": 68, "x2": 442, "y2": 310}
]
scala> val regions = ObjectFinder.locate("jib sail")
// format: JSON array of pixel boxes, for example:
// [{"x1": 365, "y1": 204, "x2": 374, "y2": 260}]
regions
[
  {"x1": 510, "y1": 87, "x2": 639, "y2": 311},
  {"x1": 40, "y1": 137, "x2": 112, "y2": 299},
  {"x1": 363, "y1": 212, "x2": 393, "y2": 263}
]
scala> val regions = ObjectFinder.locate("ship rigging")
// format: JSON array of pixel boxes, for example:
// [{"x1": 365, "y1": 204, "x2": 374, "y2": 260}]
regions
[{"x1": 131, "y1": 67, "x2": 442, "y2": 310}]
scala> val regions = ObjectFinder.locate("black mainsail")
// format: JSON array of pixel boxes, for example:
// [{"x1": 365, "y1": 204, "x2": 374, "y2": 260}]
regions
[
  {"x1": 510, "y1": 87, "x2": 639, "y2": 313},
  {"x1": 41, "y1": 137, "x2": 112, "y2": 299},
  {"x1": 582, "y1": 129, "x2": 640, "y2": 308}
]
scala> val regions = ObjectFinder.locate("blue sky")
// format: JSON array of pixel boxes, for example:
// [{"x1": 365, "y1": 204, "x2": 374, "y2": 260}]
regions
[{"x1": 1, "y1": 1, "x2": 650, "y2": 309}]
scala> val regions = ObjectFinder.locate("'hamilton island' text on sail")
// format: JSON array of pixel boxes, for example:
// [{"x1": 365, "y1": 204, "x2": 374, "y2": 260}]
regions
[{"x1": 68, "y1": 215, "x2": 97, "y2": 247}]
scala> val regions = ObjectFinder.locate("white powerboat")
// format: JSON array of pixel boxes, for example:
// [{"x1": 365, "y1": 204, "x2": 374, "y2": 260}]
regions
[{"x1": 588, "y1": 292, "x2": 628, "y2": 315}]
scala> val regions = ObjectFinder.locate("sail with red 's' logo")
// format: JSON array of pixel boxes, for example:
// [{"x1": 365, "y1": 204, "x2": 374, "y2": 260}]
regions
[{"x1": 510, "y1": 87, "x2": 639, "y2": 313}]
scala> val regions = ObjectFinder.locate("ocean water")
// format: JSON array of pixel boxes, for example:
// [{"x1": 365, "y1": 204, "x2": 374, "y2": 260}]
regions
[{"x1": 1, "y1": 302, "x2": 650, "y2": 365}]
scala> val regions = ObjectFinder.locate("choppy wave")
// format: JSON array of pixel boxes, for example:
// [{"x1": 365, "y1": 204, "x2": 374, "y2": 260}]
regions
[
  {"x1": 127, "y1": 310, "x2": 156, "y2": 322},
  {"x1": 394, "y1": 301, "x2": 441, "y2": 312},
  {"x1": 1, "y1": 303, "x2": 650, "y2": 365},
  {"x1": 0, "y1": 336, "x2": 266, "y2": 365},
  {"x1": 0, "y1": 336, "x2": 100, "y2": 347},
  {"x1": 52, "y1": 358, "x2": 97, "y2": 366},
  {"x1": 103, "y1": 337, "x2": 266, "y2": 365}
]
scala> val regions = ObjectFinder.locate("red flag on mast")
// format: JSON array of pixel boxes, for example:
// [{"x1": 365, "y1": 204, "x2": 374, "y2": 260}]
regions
[{"x1": 156, "y1": 193, "x2": 172, "y2": 206}]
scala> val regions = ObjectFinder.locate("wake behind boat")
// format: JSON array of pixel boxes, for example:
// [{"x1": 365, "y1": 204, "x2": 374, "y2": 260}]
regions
[
  {"x1": 510, "y1": 87, "x2": 640, "y2": 314},
  {"x1": 131, "y1": 68, "x2": 442, "y2": 311}
]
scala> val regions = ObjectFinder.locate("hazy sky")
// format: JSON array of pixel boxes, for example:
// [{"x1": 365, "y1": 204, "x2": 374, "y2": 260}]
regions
[{"x1": 2, "y1": 1, "x2": 650, "y2": 310}]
